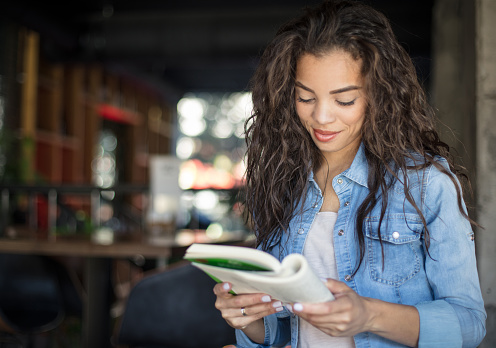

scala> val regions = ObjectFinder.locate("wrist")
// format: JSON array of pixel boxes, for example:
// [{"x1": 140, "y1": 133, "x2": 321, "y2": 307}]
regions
[
  {"x1": 362, "y1": 297, "x2": 420, "y2": 346},
  {"x1": 241, "y1": 318, "x2": 265, "y2": 344},
  {"x1": 363, "y1": 297, "x2": 382, "y2": 334}
]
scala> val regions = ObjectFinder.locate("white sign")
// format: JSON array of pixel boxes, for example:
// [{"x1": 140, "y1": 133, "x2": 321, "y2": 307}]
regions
[{"x1": 148, "y1": 155, "x2": 182, "y2": 224}]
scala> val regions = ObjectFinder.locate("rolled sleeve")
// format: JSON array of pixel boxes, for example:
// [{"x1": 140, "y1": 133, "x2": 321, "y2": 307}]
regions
[
  {"x1": 415, "y1": 300, "x2": 462, "y2": 347},
  {"x1": 235, "y1": 314, "x2": 291, "y2": 348}
]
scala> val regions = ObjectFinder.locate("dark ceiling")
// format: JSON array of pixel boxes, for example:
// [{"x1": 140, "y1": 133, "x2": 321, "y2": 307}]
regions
[{"x1": 4, "y1": 0, "x2": 434, "y2": 100}]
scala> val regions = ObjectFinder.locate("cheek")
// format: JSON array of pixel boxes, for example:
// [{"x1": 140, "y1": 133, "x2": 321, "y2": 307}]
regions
[{"x1": 346, "y1": 107, "x2": 366, "y2": 128}]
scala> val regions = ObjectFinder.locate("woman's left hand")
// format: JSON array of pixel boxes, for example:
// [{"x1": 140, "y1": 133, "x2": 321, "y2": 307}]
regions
[
  {"x1": 293, "y1": 278, "x2": 420, "y2": 345},
  {"x1": 292, "y1": 278, "x2": 374, "y2": 337}
]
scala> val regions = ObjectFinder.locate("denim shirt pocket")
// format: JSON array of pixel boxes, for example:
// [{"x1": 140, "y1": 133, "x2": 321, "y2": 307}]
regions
[{"x1": 364, "y1": 214, "x2": 423, "y2": 286}]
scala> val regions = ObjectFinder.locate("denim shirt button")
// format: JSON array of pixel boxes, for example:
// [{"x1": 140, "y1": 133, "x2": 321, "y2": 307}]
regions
[
  {"x1": 337, "y1": 178, "x2": 343, "y2": 184},
  {"x1": 344, "y1": 201, "x2": 350, "y2": 206},
  {"x1": 297, "y1": 228, "x2": 304, "y2": 235},
  {"x1": 338, "y1": 229, "x2": 344, "y2": 236},
  {"x1": 392, "y1": 231, "x2": 400, "y2": 239},
  {"x1": 344, "y1": 274, "x2": 352, "y2": 281}
]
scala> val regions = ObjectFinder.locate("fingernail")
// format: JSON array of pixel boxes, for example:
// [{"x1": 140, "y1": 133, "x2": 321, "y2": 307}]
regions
[
  {"x1": 293, "y1": 303, "x2": 303, "y2": 311},
  {"x1": 261, "y1": 295, "x2": 271, "y2": 302},
  {"x1": 285, "y1": 304, "x2": 293, "y2": 313},
  {"x1": 223, "y1": 283, "x2": 230, "y2": 290},
  {"x1": 275, "y1": 306, "x2": 284, "y2": 312},
  {"x1": 272, "y1": 301, "x2": 282, "y2": 308}
]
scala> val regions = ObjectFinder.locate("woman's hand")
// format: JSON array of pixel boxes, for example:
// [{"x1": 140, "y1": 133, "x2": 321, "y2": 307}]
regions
[
  {"x1": 292, "y1": 279, "x2": 419, "y2": 346},
  {"x1": 292, "y1": 278, "x2": 373, "y2": 337},
  {"x1": 213, "y1": 282, "x2": 284, "y2": 342}
]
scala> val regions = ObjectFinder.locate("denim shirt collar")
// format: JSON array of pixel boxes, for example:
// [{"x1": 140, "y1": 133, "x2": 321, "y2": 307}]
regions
[{"x1": 308, "y1": 142, "x2": 369, "y2": 189}]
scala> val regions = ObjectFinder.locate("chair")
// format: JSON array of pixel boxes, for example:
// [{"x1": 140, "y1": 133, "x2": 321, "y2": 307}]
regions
[
  {"x1": 115, "y1": 262, "x2": 236, "y2": 348},
  {"x1": 0, "y1": 254, "x2": 66, "y2": 335}
]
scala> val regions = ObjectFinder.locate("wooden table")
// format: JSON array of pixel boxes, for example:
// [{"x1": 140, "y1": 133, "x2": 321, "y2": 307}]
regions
[{"x1": 0, "y1": 237, "x2": 176, "y2": 348}]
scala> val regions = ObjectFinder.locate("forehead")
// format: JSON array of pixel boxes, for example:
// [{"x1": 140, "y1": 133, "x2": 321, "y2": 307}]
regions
[{"x1": 295, "y1": 51, "x2": 363, "y2": 87}]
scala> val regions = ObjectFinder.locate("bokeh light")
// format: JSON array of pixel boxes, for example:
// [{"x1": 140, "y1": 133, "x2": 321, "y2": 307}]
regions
[
  {"x1": 175, "y1": 92, "x2": 251, "y2": 189},
  {"x1": 206, "y1": 222, "x2": 224, "y2": 239},
  {"x1": 177, "y1": 97, "x2": 206, "y2": 120},
  {"x1": 92, "y1": 131, "x2": 118, "y2": 188},
  {"x1": 176, "y1": 136, "x2": 197, "y2": 159},
  {"x1": 178, "y1": 117, "x2": 207, "y2": 137},
  {"x1": 194, "y1": 190, "x2": 219, "y2": 211},
  {"x1": 177, "y1": 97, "x2": 207, "y2": 137}
]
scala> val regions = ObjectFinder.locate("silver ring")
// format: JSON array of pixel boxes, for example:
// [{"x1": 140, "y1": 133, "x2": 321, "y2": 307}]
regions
[{"x1": 241, "y1": 307, "x2": 247, "y2": 316}]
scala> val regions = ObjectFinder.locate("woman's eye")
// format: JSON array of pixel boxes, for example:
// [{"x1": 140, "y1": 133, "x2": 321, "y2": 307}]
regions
[
  {"x1": 297, "y1": 97, "x2": 314, "y2": 103},
  {"x1": 337, "y1": 99, "x2": 356, "y2": 106}
]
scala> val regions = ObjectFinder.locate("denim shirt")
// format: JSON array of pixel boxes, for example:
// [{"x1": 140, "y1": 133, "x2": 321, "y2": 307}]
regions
[{"x1": 236, "y1": 144, "x2": 486, "y2": 348}]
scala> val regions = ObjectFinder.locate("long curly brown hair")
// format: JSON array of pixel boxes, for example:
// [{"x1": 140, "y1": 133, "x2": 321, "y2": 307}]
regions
[{"x1": 243, "y1": 0, "x2": 473, "y2": 271}]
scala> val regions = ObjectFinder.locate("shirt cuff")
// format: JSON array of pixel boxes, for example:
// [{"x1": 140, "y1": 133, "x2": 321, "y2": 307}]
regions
[
  {"x1": 415, "y1": 300, "x2": 462, "y2": 347},
  {"x1": 234, "y1": 315, "x2": 274, "y2": 348},
  {"x1": 235, "y1": 313, "x2": 290, "y2": 348}
]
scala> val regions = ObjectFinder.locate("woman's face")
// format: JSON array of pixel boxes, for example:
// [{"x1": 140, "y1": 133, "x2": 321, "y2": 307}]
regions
[{"x1": 295, "y1": 50, "x2": 367, "y2": 163}]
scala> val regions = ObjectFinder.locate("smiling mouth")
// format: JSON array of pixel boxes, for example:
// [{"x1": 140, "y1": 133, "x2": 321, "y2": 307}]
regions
[{"x1": 313, "y1": 129, "x2": 340, "y2": 142}]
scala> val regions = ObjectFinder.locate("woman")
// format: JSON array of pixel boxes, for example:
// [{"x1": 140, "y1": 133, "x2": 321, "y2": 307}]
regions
[{"x1": 213, "y1": 1, "x2": 486, "y2": 347}]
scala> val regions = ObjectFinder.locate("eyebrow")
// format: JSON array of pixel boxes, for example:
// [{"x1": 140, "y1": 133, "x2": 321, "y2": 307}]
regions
[{"x1": 295, "y1": 81, "x2": 361, "y2": 95}]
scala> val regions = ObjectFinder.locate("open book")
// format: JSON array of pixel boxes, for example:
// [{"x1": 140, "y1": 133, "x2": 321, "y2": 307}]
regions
[{"x1": 184, "y1": 243, "x2": 334, "y2": 304}]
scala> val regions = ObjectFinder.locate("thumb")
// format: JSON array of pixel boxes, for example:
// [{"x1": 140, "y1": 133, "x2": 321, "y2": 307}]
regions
[{"x1": 323, "y1": 277, "x2": 351, "y2": 295}]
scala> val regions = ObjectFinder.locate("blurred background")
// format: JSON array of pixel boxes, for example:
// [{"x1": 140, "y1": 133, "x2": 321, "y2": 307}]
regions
[{"x1": 0, "y1": 0, "x2": 495, "y2": 347}]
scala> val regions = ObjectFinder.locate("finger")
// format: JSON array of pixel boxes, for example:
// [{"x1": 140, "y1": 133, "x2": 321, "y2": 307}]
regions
[
  {"x1": 215, "y1": 292, "x2": 273, "y2": 313},
  {"x1": 291, "y1": 302, "x2": 339, "y2": 329},
  {"x1": 221, "y1": 301, "x2": 283, "y2": 330},
  {"x1": 292, "y1": 299, "x2": 347, "y2": 316},
  {"x1": 230, "y1": 293, "x2": 273, "y2": 309},
  {"x1": 213, "y1": 283, "x2": 274, "y2": 307},
  {"x1": 224, "y1": 302, "x2": 284, "y2": 329},
  {"x1": 227, "y1": 300, "x2": 284, "y2": 319},
  {"x1": 323, "y1": 278, "x2": 352, "y2": 295},
  {"x1": 292, "y1": 296, "x2": 358, "y2": 326},
  {"x1": 213, "y1": 282, "x2": 232, "y2": 296}
]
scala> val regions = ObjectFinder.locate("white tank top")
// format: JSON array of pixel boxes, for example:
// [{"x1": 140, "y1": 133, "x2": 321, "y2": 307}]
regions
[{"x1": 297, "y1": 212, "x2": 356, "y2": 348}]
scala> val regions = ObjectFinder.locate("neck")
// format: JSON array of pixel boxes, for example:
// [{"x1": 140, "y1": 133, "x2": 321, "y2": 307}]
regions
[{"x1": 315, "y1": 143, "x2": 360, "y2": 189}]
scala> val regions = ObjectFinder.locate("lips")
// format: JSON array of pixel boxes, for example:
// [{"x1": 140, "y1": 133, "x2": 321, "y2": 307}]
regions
[{"x1": 313, "y1": 129, "x2": 340, "y2": 142}]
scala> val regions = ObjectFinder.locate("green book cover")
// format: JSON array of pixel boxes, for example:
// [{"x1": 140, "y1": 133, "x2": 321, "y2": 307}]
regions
[{"x1": 186, "y1": 257, "x2": 272, "y2": 271}]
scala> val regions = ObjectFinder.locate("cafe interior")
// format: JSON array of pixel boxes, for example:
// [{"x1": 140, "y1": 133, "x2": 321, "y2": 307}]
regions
[{"x1": 0, "y1": 0, "x2": 434, "y2": 347}]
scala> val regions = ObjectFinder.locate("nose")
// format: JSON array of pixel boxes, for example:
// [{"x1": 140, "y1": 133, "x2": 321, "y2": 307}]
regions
[{"x1": 313, "y1": 101, "x2": 336, "y2": 124}]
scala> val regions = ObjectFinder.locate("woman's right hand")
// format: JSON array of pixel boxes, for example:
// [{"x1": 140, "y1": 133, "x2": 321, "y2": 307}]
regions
[{"x1": 213, "y1": 282, "x2": 284, "y2": 334}]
